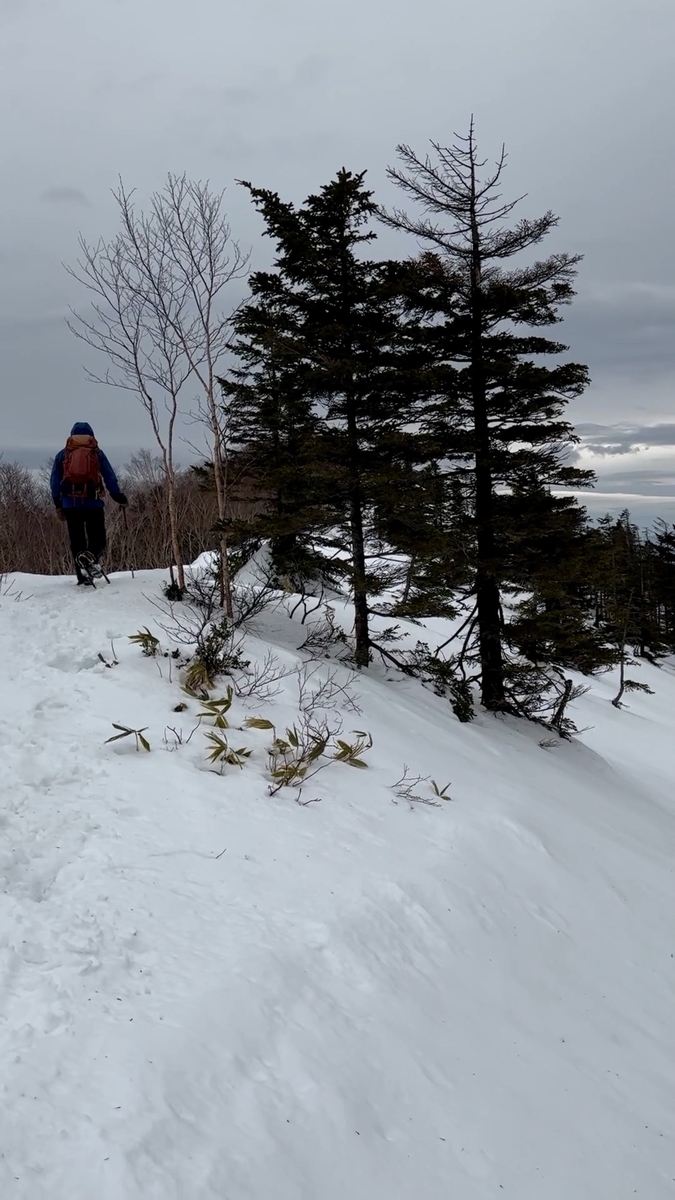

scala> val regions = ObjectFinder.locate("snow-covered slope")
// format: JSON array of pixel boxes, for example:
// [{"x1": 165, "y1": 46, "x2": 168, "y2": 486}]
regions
[{"x1": 0, "y1": 569, "x2": 672, "y2": 1199}]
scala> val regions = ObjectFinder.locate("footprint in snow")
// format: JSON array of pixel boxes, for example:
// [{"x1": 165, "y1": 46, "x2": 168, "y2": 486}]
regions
[{"x1": 46, "y1": 651, "x2": 101, "y2": 673}]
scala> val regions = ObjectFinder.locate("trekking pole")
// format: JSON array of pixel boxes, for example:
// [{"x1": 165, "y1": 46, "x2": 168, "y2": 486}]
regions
[{"x1": 122, "y1": 506, "x2": 135, "y2": 578}]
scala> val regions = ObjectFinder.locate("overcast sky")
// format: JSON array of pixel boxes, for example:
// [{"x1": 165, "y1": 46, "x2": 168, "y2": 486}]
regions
[{"x1": 1, "y1": 0, "x2": 674, "y2": 518}]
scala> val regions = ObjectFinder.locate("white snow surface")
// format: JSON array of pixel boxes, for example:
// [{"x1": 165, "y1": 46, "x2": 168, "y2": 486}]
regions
[{"x1": 0, "y1": 568, "x2": 672, "y2": 1199}]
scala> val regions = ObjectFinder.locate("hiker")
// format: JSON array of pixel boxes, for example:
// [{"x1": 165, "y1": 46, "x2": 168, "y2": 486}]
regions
[{"x1": 51, "y1": 422, "x2": 128, "y2": 585}]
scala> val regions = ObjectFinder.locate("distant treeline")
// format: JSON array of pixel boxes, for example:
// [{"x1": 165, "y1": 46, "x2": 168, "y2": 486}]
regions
[{"x1": 0, "y1": 450, "x2": 261, "y2": 580}]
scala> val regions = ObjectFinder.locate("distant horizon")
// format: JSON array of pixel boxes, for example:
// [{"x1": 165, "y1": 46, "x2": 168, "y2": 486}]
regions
[
  {"x1": 3, "y1": 445, "x2": 674, "y2": 529},
  {"x1": 1, "y1": 445, "x2": 200, "y2": 469}
]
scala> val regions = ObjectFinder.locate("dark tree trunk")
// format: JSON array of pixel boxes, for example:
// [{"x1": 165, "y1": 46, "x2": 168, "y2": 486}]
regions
[
  {"x1": 347, "y1": 396, "x2": 371, "y2": 667},
  {"x1": 339, "y1": 225, "x2": 371, "y2": 669},
  {"x1": 469, "y1": 166, "x2": 506, "y2": 712}
]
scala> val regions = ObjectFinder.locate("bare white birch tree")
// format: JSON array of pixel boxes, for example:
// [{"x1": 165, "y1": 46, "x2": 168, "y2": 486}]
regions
[
  {"x1": 67, "y1": 175, "x2": 248, "y2": 606},
  {"x1": 149, "y1": 175, "x2": 249, "y2": 615},
  {"x1": 66, "y1": 187, "x2": 194, "y2": 591}
]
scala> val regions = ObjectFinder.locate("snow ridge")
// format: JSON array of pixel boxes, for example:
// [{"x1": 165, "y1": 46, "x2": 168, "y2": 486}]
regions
[{"x1": 0, "y1": 570, "x2": 672, "y2": 1199}]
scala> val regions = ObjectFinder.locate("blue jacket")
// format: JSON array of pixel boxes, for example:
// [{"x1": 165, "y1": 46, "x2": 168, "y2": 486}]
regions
[{"x1": 51, "y1": 422, "x2": 124, "y2": 510}]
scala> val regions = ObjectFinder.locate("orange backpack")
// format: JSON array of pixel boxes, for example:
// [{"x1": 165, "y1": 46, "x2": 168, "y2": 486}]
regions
[{"x1": 61, "y1": 434, "x2": 103, "y2": 498}]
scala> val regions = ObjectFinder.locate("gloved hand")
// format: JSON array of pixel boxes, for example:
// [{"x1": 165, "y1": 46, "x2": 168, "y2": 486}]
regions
[{"x1": 116, "y1": 493, "x2": 129, "y2": 507}]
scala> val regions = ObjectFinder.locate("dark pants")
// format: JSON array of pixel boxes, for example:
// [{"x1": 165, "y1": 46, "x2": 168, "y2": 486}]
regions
[{"x1": 64, "y1": 508, "x2": 107, "y2": 579}]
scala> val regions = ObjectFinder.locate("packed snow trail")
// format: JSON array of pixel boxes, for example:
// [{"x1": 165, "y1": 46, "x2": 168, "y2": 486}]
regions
[{"x1": 0, "y1": 570, "x2": 672, "y2": 1198}]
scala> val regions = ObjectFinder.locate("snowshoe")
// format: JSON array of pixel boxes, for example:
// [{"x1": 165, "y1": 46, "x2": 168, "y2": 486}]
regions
[{"x1": 77, "y1": 552, "x2": 110, "y2": 587}]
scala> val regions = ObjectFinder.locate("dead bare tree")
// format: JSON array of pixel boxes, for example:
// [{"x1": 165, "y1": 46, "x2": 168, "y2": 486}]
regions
[
  {"x1": 66, "y1": 185, "x2": 197, "y2": 591},
  {"x1": 151, "y1": 175, "x2": 250, "y2": 616},
  {"x1": 66, "y1": 176, "x2": 247, "y2": 598}
]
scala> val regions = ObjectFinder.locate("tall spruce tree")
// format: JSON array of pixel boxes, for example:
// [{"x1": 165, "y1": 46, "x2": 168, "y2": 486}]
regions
[
  {"x1": 590, "y1": 511, "x2": 668, "y2": 662},
  {"x1": 501, "y1": 484, "x2": 616, "y2": 673},
  {"x1": 381, "y1": 123, "x2": 592, "y2": 711},
  {"x1": 220, "y1": 291, "x2": 327, "y2": 586},
  {"x1": 650, "y1": 520, "x2": 675, "y2": 650},
  {"x1": 235, "y1": 170, "x2": 421, "y2": 666},
  {"x1": 374, "y1": 458, "x2": 474, "y2": 617}
]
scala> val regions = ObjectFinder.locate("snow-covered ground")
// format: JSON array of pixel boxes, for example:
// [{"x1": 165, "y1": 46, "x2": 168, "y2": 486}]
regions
[{"x1": 0, "y1": 567, "x2": 672, "y2": 1199}]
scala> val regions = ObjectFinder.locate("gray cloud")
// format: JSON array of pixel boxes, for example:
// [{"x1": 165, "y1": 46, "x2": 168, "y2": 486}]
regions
[
  {"x1": 562, "y1": 285, "x2": 675, "y2": 380},
  {"x1": 0, "y1": 0, "x2": 673, "y2": 464},
  {"x1": 40, "y1": 186, "x2": 92, "y2": 207},
  {"x1": 181, "y1": 84, "x2": 257, "y2": 107},
  {"x1": 591, "y1": 468, "x2": 675, "y2": 494},
  {"x1": 0, "y1": 311, "x2": 67, "y2": 335},
  {"x1": 293, "y1": 55, "x2": 333, "y2": 87},
  {"x1": 563, "y1": 424, "x2": 675, "y2": 521},
  {"x1": 0, "y1": 0, "x2": 23, "y2": 21},
  {"x1": 576, "y1": 423, "x2": 675, "y2": 456}
]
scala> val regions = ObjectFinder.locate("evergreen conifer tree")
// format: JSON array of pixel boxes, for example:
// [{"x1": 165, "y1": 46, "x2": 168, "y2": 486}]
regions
[
  {"x1": 591, "y1": 511, "x2": 667, "y2": 663},
  {"x1": 235, "y1": 170, "x2": 421, "y2": 666},
  {"x1": 650, "y1": 520, "x2": 675, "y2": 650},
  {"x1": 374, "y1": 460, "x2": 473, "y2": 618},
  {"x1": 221, "y1": 291, "x2": 327, "y2": 587},
  {"x1": 381, "y1": 123, "x2": 592, "y2": 710},
  {"x1": 502, "y1": 484, "x2": 616, "y2": 673}
]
